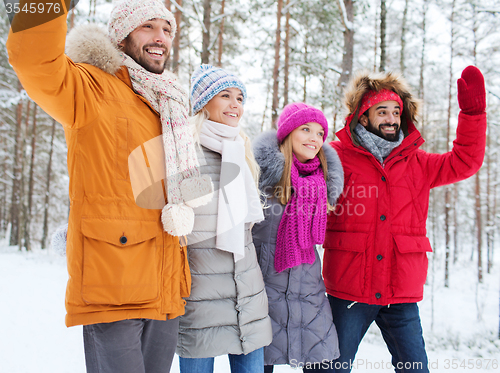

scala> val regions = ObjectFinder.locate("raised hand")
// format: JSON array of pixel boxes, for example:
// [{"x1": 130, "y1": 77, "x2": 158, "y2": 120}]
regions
[{"x1": 457, "y1": 66, "x2": 486, "y2": 115}]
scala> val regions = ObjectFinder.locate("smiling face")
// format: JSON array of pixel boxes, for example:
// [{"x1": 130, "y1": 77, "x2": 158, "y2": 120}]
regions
[
  {"x1": 359, "y1": 100, "x2": 402, "y2": 142},
  {"x1": 203, "y1": 88, "x2": 244, "y2": 127},
  {"x1": 119, "y1": 18, "x2": 172, "y2": 74},
  {"x1": 289, "y1": 122, "x2": 325, "y2": 163}
]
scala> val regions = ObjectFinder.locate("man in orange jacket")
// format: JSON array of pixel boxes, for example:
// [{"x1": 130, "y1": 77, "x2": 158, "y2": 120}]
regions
[{"x1": 7, "y1": 1, "x2": 212, "y2": 372}]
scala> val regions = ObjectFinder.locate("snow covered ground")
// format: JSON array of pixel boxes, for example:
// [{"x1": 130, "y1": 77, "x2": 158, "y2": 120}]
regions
[{"x1": 0, "y1": 241, "x2": 499, "y2": 373}]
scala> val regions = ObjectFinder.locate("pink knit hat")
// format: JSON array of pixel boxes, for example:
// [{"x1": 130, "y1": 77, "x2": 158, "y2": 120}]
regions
[{"x1": 276, "y1": 103, "x2": 328, "y2": 143}]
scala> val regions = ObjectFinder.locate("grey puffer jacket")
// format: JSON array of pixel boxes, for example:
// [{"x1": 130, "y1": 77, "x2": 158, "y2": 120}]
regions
[
  {"x1": 251, "y1": 131, "x2": 343, "y2": 366},
  {"x1": 177, "y1": 146, "x2": 272, "y2": 358}
]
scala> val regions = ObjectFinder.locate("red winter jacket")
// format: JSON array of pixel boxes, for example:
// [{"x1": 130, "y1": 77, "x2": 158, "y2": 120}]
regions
[{"x1": 323, "y1": 112, "x2": 486, "y2": 305}]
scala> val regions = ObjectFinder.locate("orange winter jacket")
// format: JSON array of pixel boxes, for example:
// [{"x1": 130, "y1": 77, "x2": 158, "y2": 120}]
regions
[{"x1": 7, "y1": 11, "x2": 191, "y2": 326}]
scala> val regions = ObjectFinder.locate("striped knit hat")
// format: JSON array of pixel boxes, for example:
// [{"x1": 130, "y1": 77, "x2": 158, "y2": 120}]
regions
[
  {"x1": 108, "y1": 0, "x2": 176, "y2": 47},
  {"x1": 190, "y1": 65, "x2": 247, "y2": 115}
]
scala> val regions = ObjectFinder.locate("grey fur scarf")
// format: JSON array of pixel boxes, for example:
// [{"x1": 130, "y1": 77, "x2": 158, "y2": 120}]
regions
[
  {"x1": 353, "y1": 123, "x2": 404, "y2": 164},
  {"x1": 252, "y1": 131, "x2": 344, "y2": 206}
]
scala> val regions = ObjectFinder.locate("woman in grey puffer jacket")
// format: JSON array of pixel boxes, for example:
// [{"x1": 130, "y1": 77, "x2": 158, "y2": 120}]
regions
[
  {"x1": 252, "y1": 103, "x2": 343, "y2": 372},
  {"x1": 177, "y1": 65, "x2": 272, "y2": 373}
]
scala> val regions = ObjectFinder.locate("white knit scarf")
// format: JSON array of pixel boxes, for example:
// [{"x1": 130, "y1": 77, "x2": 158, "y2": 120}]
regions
[
  {"x1": 199, "y1": 120, "x2": 264, "y2": 262},
  {"x1": 122, "y1": 54, "x2": 213, "y2": 237}
]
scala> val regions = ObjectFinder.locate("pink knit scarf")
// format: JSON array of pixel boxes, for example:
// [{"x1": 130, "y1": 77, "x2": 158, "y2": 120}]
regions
[{"x1": 275, "y1": 155, "x2": 328, "y2": 273}]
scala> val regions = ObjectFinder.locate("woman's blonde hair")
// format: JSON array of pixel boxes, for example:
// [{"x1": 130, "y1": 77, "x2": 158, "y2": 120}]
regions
[
  {"x1": 275, "y1": 135, "x2": 333, "y2": 210},
  {"x1": 190, "y1": 110, "x2": 261, "y2": 186}
]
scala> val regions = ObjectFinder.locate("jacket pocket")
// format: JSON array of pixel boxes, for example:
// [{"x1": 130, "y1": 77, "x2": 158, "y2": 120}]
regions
[
  {"x1": 391, "y1": 235, "x2": 432, "y2": 298},
  {"x1": 81, "y1": 218, "x2": 159, "y2": 305},
  {"x1": 323, "y1": 232, "x2": 368, "y2": 297}
]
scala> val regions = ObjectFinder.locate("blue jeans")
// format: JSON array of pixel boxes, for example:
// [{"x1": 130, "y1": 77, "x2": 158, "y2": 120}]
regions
[
  {"x1": 179, "y1": 347, "x2": 264, "y2": 373},
  {"x1": 328, "y1": 296, "x2": 429, "y2": 373}
]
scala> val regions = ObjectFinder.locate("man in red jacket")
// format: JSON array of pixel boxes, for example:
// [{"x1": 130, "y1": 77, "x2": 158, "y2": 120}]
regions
[{"x1": 323, "y1": 66, "x2": 486, "y2": 373}]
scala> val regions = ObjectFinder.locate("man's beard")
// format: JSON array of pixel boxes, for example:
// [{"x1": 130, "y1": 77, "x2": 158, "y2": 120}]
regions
[
  {"x1": 366, "y1": 119, "x2": 401, "y2": 142},
  {"x1": 123, "y1": 41, "x2": 170, "y2": 74}
]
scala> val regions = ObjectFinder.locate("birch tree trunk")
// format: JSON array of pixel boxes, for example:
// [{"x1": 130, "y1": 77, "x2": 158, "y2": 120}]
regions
[{"x1": 271, "y1": 0, "x2": 283, "y2": 127}]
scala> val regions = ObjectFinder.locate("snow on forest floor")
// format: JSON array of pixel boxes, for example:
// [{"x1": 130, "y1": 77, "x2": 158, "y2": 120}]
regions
[{"x1": 0, "y1": 241, "x2": 499, "y2": 373}]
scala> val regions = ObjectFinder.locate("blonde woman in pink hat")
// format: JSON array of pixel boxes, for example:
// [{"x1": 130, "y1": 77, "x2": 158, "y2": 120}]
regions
[{"x1": 252, "y1": 103, "x2": 344, "y2": 372}]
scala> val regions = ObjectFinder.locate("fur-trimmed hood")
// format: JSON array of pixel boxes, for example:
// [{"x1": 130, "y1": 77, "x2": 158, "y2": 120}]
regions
[
  {"x1": 343, "y1": 70, "x2": 421, "y2": 145},
  {"x1": 66, "y1": 23, "x2": 123, "y2": 75},
  {"x1": 253, "y1": 131, "x2": 344, "y2": 206}
]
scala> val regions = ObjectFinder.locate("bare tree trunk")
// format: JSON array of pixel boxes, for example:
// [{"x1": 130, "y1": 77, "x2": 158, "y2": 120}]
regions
[
  {"x1": 41, "y1": 119, "x2": 57, "y2": 250},
  {"x1": 0, "y1": 131, "x2": 5, "y2": 233},
  {"x1": 418, "y1": 0, "x2": 428, "y2": 147},
  {"x1": 271, "y1": 0, "x2": 283, "y2": 127},
  {"x1": 201, "y1": 0, "x2": 211, "y2": 64},
  {"x1": 476, "y1": 172, "x2": 483, "y2": 283},
  {"x1": 89, "y1": 0, "x2": 96, "y2": 17},
  {"x1": 24, "y1": 105, "x2": 37, "y2": 252},
  {"x1": 373, "y1": 3, "x2": 379, "y2": 72},
  {"x1": 303, "y1": 38, "x2": 308, "y2": 103},
  {"x1": 17, "y1": 100, "x2": 31, "y2": 251},
  {"x1": 217, "y1": 0, "x2": 225, "y2": 67},
  {"x1": 9, "y1": 82, "x2": 24, "y2": 247},
  {"x1": 283, "y1": 0, "x2": 290, "y2": 106},
  {"x1": 261, "y1": 79, "x2": 272, "y2": 131},
  {"x1": 486, "y1": 132, "x2": 493, "y2": 273},
  {"x1": 453, "y1": 183, "x2": 459, "y2": 263},
  {"x1": 379, "y1": 0, "x2": 387, "y2": 72},
  {"x1": 172, "y1": 0, "x2": 182, "y2": 73},
  {"x1": 470, "y1": 2, "x2": 483, "y2": 283},
  {"x1": 337, "y1": 0, "x2": 354, "y2": 89},
  {"x1": 491, "y1": 162, "x2": 498, "y2": 272},
  {"x1": 400, "y1": 0, "x2": 409, "y2": 73},
  {"x1": 444, "y1": 0, "x2": 456, "y2": 288},
  {"x1": 165, "y1": 0, "x2": 172, "y2": 71}
]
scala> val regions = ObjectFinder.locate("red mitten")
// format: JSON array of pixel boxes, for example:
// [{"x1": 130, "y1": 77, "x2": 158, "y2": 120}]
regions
[{"x1": 457, "y1": 66, "x2": 486, "y2": 115}]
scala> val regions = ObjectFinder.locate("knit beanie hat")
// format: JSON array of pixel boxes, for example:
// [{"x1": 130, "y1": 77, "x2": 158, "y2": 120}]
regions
[
  {"x1": 190, "y1": 64, "x2": 247, "y2": 115},
  {"x1": 276, "y1": 103, "x2": 328, "y2": 143},
  {"x1": 108, "y1": 0, "x2": 176, "y2": 47}
]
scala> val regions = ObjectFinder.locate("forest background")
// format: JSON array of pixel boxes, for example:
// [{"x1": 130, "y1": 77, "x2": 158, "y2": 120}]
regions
[{"x1": 0, "y1": 0, "x2": 499, "y2": 366}]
